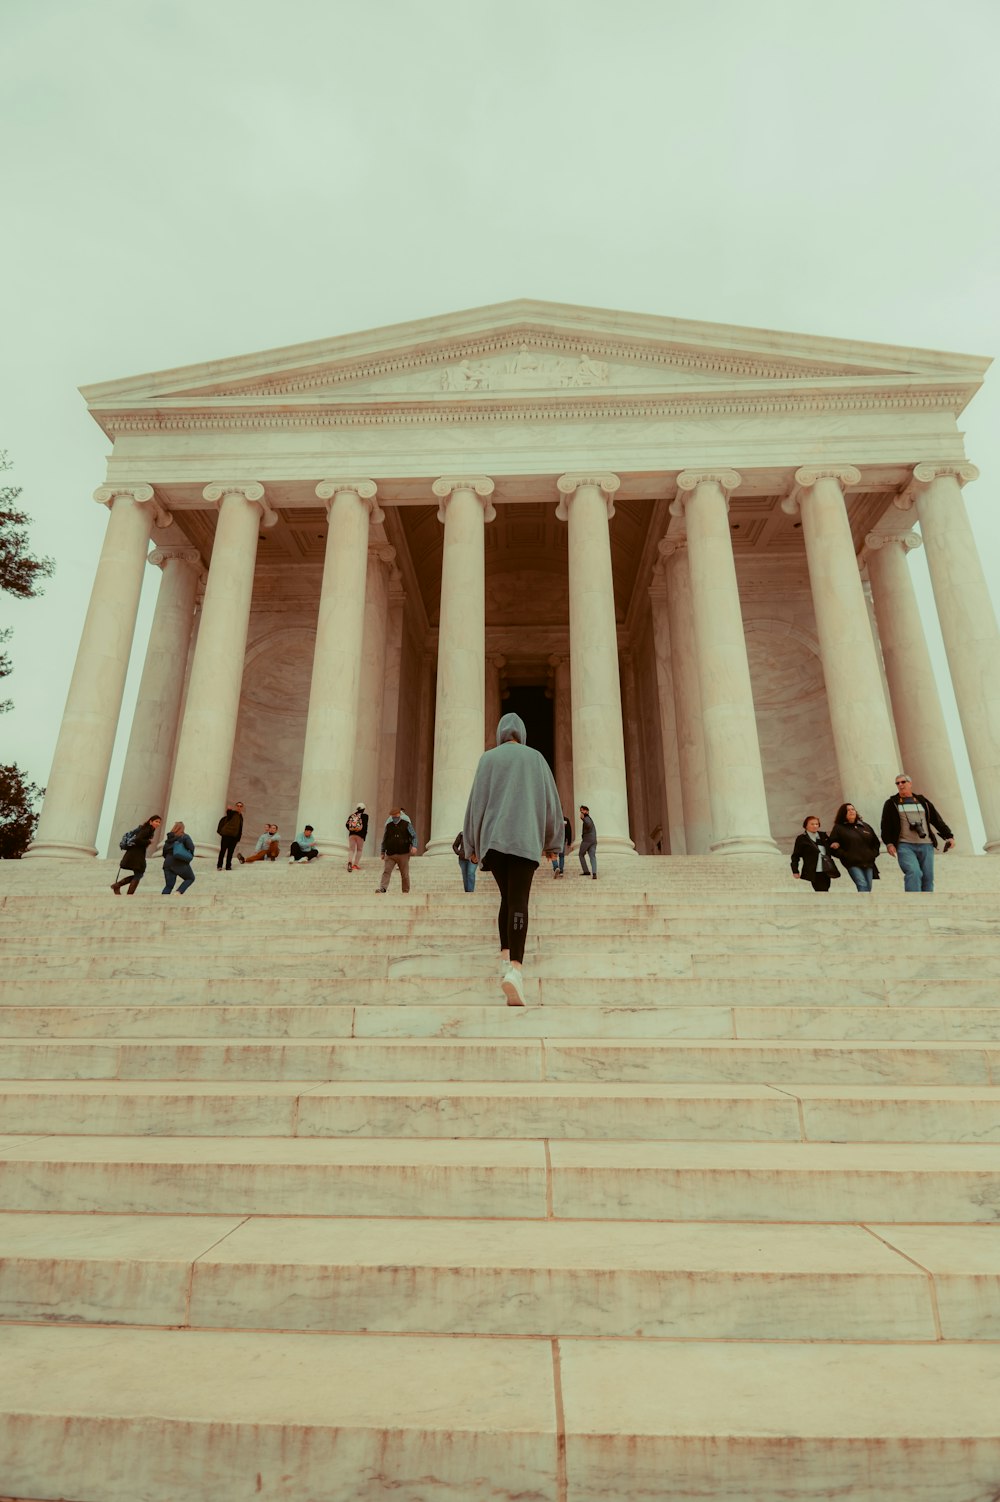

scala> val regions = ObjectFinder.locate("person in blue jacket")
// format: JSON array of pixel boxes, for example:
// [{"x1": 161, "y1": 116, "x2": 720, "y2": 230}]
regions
[{"x1": 161, "y1": 821, "x2": 196, "y2": 895}]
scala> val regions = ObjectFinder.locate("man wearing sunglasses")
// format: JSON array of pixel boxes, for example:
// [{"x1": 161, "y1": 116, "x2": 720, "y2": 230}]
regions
[{"x1": 880, "y1": 775, "x2": 954, "y2": 892}]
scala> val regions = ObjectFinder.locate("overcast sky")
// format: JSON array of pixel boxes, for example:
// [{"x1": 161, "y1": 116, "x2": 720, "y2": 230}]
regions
[{"x1": 3, "y1": 0, "x2": 999, "y2": 851}]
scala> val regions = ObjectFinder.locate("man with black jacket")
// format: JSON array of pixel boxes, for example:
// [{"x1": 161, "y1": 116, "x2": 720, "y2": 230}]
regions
[
  {"x1": 216, "y1": 802, "x2": 244, "y2": 870},
  {"x1": 880, "y1": 774, "x2": 954, "y2": 892},
  {"x1": 377, "y1": 808, "x2": 418, "y2": 893}
]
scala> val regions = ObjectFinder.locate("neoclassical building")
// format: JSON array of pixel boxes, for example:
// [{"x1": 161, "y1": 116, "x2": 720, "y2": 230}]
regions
[{"x1": 27, "y1": 300, "x2": 1000, "y2": 862}]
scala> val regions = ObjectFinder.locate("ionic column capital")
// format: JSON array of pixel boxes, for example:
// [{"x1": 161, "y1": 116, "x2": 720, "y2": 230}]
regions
[
  {"x1": 94, "y1": 484, "x2": 172, "y2": 529},
  {"x1": 203, "y1": 482, "x2": 277, "y2": 528},
  {"x1": 657, "y1": 535, "x2": 688, "y2": 561},
  {"x1": 894, "y1": 462, "x2": 980, "y2": 511},
  {"x1": 782, "y1": 465, "x2": 861, "y2": 516},
  {"x1": 369, "y1": 543, "x2": 397, "y2": 568},
  {"x1": 148, "y1": 546, "x2": 203, "y2": 572},
  {"x1": 670, "y1": 470, "x2": 741, "y2": 515},
  {"x1": 555, "y1": 472, "x2": 620, "y2": 521},
  {"x1": 432, "y1": 475, "x2": 496, "y2": 523},
  {"x1": 315, "y1": 478, "x2": 384, "y2": 524},
  {"x1": 865, "y1": 529, "x2": 923, "y2": 555}
]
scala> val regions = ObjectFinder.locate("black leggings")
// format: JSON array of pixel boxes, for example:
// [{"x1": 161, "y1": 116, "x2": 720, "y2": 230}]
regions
[{"x1": 487, "y1": 850, "x2": 537, "y2": 965}]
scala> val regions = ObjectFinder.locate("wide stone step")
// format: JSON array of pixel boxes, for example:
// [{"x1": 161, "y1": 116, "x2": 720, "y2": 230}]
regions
[
  {"x1": 0, "y1": 1036, "x2": 996, "y2": 1083},
  {"x1": 10, "y1": 1213, "x2": 991, "y2": 1340},
  {"x1": 1, "y1": 1137, "x2": 997, "y2": 1219},
  {"x1": 3, "y1": 1326, "x2": 1000, "y2": 1502},
  {"x1": 3, "y1": 1001, "x2": 997, "y2": 1041}
]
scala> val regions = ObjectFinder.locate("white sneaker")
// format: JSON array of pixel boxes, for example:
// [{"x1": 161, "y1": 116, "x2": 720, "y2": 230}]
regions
[
  {"x1": 287, "y1": 856, "x2": 295, "y2": 863},
  {"x1": 501, "y1": 966, "x2": 526, "y2": 1007}
]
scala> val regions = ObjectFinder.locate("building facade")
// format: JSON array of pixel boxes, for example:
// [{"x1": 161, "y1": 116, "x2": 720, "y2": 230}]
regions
[{"x1": 26, "y1": 301, "x2": 1000, "y2": 861}]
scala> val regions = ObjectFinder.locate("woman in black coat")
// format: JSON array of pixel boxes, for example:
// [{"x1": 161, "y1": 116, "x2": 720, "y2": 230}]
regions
[
  {"x1": 110, "y1": 816, "x2": 162, "y2": 896},
  {"x1": 829, "y1": 803, "x2": 881, "y2": 893},
  {"x1": 790, "y1": 815, "x2": 840, "y2": 893}
]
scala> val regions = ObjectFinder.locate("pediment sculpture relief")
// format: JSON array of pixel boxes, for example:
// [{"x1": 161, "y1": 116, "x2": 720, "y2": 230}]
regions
[{"x1": 442, "y1": 347, "x2": 610, "y2": 392}]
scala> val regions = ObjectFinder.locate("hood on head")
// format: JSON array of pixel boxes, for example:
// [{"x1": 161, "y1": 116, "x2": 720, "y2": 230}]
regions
[{"x1": 496, "y1": 711, "x2": 527, "y2": 747}]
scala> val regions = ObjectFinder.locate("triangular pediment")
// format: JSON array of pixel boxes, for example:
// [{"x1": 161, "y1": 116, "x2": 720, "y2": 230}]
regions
[{"x1": 80, "y1": 298, "x2": 990, "y2": 414}]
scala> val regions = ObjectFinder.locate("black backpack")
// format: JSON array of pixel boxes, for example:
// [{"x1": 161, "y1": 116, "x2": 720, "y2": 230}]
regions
[
  {"x1": 119, "y1": 826, "x2": 142, "y2": 851},
  {"x1": 383, "y1": 819, "x2": 411, "y2": 855}
]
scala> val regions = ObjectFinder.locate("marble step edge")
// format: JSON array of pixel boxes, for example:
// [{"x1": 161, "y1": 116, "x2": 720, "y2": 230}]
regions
[
  {"x1": 0, "y1": 1137, "x2": 998, "y2": 1223},
  {"x1": 1, "y1": 1002, "x2": 998, "y2": 1041},
  {"x1": 4, "y1": 1212, "x2": 996, "y2": 1341},
  {"x1": 2, "y1": 1079, "x2": 1000, "y2": 1142},
  {"x1": 4, "y1": 1327, "x2": 1000, "y2": 1502}
]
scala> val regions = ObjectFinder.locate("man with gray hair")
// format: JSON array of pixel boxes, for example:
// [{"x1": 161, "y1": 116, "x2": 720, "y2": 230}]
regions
[{"x1": 880, "y1": 774, "x2": 954, "y2": 892}]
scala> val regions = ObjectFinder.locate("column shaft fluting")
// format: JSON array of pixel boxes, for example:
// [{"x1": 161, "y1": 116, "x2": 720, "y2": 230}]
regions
[
  {"x1": 621, "y1": 651, "x2": 649, "y2": 852},
  {"x1": 662, "y1": 541, "x2": 711, "y2": 855},
  {"x1": 426, "y1": 477, "x2": 494, "y2": 857},
  {"x1": 167, "y1": 484, "x2": 269, "y2": 852},
  {"x1": 786, "y1": 468, "x2": 898, "y2": 822},
  {"x1": 674, "y1": 471, "x2": 776, "y2": 856},
  {"x1": 913, "y1": 464, "x2": 1000, "y2": 849},
  {"x1": 297, "y1": 481, "x2": 381, "y2": 857},
  {"x1": 485, "y1": 654, "x2": 505, "y2": 751},
  {"x1": 109, "y1": 547, "x2": 201, "y2": 850},
  {"x1": 376, "y1": 578, "x2": 407, "y2": 842},
  {"x1": 556, "y1": 473, "x2": 634, "y2": 855},
  {"x1": 866, "y1": 530, "x2": 972, "y2": 850},
  {"x1": 648, "y1": 566, "x2": 687, "y2": 856},
  {"x1": 351, "y1": 546, "x2": 393, "y2": 858},
  {"x1": 550, "y1": 654, "x2": 574, "y2": 826},
  {"x1": 28, "y1": 486, "x2": 164, "y2": 859}
]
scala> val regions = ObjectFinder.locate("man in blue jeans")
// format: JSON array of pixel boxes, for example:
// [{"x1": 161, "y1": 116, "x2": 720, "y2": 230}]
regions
[{"x1": 880, "y1": 774, "x2": 954, "y2": 891}]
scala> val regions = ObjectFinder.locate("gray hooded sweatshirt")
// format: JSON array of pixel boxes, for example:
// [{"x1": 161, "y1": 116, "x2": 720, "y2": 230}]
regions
[{"x1": 462, "y1": 712, "x2": 565, "y2": 867}]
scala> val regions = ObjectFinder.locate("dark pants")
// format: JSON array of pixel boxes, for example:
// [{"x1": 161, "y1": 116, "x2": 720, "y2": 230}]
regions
[
  {"x1": 487, "y1": 850, "x2": 537, "y2": 965},
  {"x1": 162, "y1": 859, "x2": 196, "y2": 895},
  {"x1": 217, "y1": 835, "x2": 239, "y2": 870},
  {"x1": 809, "y1": 873, "x2": 832, "y2": 893},
  {"x1": 290, "y1": 842, "x2": 319, "y2": 861}
]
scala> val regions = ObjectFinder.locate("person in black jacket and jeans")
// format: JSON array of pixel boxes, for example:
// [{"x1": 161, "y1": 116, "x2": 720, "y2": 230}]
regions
[
  {"x1": 216, "y1": 802, "x2": 244, "y2": 870},
  {"x1": 111, "y1": 816, "x2": 162, "y2": 895},
  {"x1": 880, "y1": 774, "x2": 954, "y2": 892},
  {"x1": 791, "y1": 815, "x2": 840, "y2": 892}
]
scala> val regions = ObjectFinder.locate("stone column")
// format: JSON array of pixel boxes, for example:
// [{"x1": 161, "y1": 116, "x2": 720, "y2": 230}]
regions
[
  {"x1": 426, "y1": 476, "x2": 495, "y2": 857},
  {"x1": 866, "y1": 529, "x2": 972, "y2": 850},
  {"x1": 415, "y1": 650, "x2": 436, "y2": 845},
  {"x1": 671, "y1": 471, "x2": 777, "y2": 856},
  {"x1": 782, "y1": 466, "x2": 898, "y2": 823},
  {"x1": 296, "y1": 480, "x2": 382, "y2": 858},
  {"x1": 376, "y1": 571, "x2": 407, "y2": 842},
  {"x1": 166, "y1": 483, "x2": 274, "y2": 853},
  {"x1": 904, "y1": 462, "x2": 1000, "y2": 849},
  {"x1": 647, "y1": 561, "x2": 687, "y2": 856},
  {"x1": 549, "y1": 653, "x2": 574, "y2": 824},
  {"x1": 620, "y1": 649, "x2": 649, "y2": 853},
  {"x1": 109, "y1": 545, "x2": 202, "y2": 850},
  {"x1": 661, "y1": 537, "x2": 712, "y2": 856},
  {"x1": 27, "y1": 484, "x2": 169, "y2": 859},
  {"x1": 556, "y1": 473, "x2": 634, "y2": 855},
  {"x1": 352, "y1": 544, "x2": 396, "y2": 859},
  {"x1": 485, "y1": 654, "x2": 506, "y2": 749}
]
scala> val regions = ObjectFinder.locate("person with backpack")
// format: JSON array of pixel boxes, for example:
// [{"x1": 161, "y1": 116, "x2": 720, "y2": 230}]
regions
[
  {"x1": 376, "y1": 808, "x2": 418, "y2": 893},
  {"x1": 345, "y1": 804, "x2": 368, "y2": 870},
  {"x1": 216, "y1": 801, "x2": 244, "y2": 870},
  {"x1": 452, "y1": 829, "x2": 477, "y2": 892},
  {"x1": 161, "y1": 821, "x2": 196, "y2": 895},
  {"x1": 111, "y1": 815, "x2": 162, "y2": 895}
]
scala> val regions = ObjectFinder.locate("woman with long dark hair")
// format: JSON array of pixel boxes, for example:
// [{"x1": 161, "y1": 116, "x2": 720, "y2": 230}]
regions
[
  {"x1": 111, "y1": 815, "x2": 162, "y2": 895},
  {"x1": 829, "y1": 802, "x2": 881, "y2": 893}
]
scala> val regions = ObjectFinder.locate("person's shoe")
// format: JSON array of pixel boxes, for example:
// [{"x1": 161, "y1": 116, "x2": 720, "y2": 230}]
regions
[
  {"x1": 288, "y1": 856, "x2": 295, "y2": 863},
  {"x1": 375, "y1": 888, "x2": 385, "y2": 894},
  {"x1": 502, "y1": 967, "x2": 526, "y2": 1007},
  {"x1": 347, "y1": 860, "x2": 353, "y2": 871},
  {"x1": 236, "y1": 853, "x2": 245, "y2": 864},
  {"x1": 110, "y1": 883, "x2": 122, "y2": 895}
]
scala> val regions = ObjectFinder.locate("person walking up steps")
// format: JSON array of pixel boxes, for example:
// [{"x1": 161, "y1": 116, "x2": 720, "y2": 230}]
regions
[
  {"x1": 345, "y1": 804, "x2": 368, "y2": 870},
  {"x1": 463, "y1": 711, "x2": 564, "y2": 1008},
  {"x1": 111, "y1": 815, "x2": 162, "y2": 895},
  {"x1": 161, "y1": 821, "x2": 196, "y2": 895},
  {"x1": 578, "y1": 805, "x2": 597, "y2": 878},
  {"x1": 377, "y1": 808, "x2": 417, "y2": 893},
  {"x1": 551, "y1": 813, "x2": 572, "y2": 878},
  {"x1": 453, "y1": 830, "x2": 477, "y2": 892},
  {"x1": 216, "y1": 801, "x2": 244, "y2": 870}
]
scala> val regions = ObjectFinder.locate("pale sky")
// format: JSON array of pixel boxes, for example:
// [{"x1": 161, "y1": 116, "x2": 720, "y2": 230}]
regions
[{"x1": 3, "y1": 0, "x2": 999, "y2": 851}]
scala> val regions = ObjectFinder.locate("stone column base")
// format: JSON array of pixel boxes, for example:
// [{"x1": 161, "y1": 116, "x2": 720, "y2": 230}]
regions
[
  {"x1": 709, "y1": 836, "x2": 782, "y2": 858},
  {"x1": 23, "y1": 841, "x2": 98, "y2": 860}
]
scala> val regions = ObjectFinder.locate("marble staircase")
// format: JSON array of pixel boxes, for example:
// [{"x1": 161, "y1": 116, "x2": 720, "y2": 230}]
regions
[{"x1": 1, "y1": 854, "x2": 999, "y2": 1500}]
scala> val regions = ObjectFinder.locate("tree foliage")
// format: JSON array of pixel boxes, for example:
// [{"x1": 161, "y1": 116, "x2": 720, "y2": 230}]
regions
[
  {"x1": 0, "y1": 450, "x2": 55, "y2": 714},
  {"x1": 0, "y1": 764, "x2": 43, "y2": 859}
]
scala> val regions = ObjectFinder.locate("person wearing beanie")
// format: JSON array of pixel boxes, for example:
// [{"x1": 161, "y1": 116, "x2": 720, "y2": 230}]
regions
[{"x1": 345, "y1": 804, "x2": 369, "y2": 870}]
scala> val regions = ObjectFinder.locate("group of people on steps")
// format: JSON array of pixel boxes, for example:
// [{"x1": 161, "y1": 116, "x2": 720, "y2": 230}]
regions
[{"x1": 790, "y1": 774, "x2": 955, "y2": 894}]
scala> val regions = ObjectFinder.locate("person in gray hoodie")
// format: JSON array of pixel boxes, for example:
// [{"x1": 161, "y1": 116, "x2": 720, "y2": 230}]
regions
[{"x1": 462, "y1": 711, "x2": 564, "y2": 1007}]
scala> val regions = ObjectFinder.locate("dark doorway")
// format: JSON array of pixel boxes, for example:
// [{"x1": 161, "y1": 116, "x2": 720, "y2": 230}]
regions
[{"x1": 501, "y1": 685, "x2": 555, "y2": 773}]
